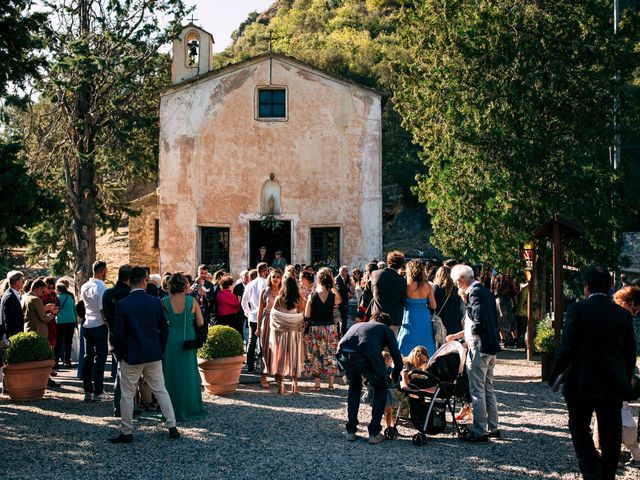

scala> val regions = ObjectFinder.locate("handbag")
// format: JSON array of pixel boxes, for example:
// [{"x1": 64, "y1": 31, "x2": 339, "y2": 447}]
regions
[{"x1": 431, "y1": 290, "x2": 451, "y2": 346}]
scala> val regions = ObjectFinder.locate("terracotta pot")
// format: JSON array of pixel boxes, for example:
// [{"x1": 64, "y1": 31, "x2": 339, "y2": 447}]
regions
[
  {"x1": 3, "y1": 359, "x2": 55, "y2": 401},
  {"x1": 198, "y1": 355, "x2": 245, "y2": 395}
]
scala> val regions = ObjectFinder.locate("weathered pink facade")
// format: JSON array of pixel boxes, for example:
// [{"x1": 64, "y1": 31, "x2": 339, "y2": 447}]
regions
[{"x1": 158, "y1": 51, "x2": 382, "y2": 275}]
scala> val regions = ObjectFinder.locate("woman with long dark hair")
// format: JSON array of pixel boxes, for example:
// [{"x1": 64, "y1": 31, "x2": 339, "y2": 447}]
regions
[
  {"x1": 269, "y1": 276, "x2": 306, "y2": 394},
  {"x1": 304, "y1": 267, "x2": 341, "y2": 391}
]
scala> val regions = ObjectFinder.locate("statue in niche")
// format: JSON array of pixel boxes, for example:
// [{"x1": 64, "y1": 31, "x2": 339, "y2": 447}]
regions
[{"x1": 260, "y1": 173, "x2": 282, "y2": 216}]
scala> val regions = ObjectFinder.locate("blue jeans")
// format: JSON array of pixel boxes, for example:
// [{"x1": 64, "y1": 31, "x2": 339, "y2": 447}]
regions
[
  {"x1": 466, "y1": 346, "x2": 499, "y2": 437},
  {"x1": 338, "y1": 354, "x2": 387, "y2": 436},
  {"x1": 82, "y1": 324, "x2": 108, "y2": 395}
]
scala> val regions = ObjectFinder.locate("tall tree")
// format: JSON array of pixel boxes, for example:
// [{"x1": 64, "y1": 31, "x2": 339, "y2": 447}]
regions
[
  {"x1": 28, "y1": 0, "x2": 188, "y2": 285},
  {"x1": 392, "y1": 0, "x2": 640, "y2": 268},
  {"x1": 0, "y1": 1, "x2": 52, "y2": 276}
]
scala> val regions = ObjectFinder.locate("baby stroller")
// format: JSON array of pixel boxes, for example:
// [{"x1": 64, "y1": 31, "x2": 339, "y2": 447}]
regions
[{"x1": 386, "y1": 341, "x2": 468, "y2": 446}]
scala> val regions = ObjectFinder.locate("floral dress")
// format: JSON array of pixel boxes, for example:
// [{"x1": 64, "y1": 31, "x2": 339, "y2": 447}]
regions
[{"x1": 304, "y1": 291, "x2": 339, "y2": 378}]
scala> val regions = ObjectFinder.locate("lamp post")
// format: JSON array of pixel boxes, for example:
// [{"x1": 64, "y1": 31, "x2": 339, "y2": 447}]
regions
[{"x1": 523, "y1": 241, "x2": 536, "y2": 360}]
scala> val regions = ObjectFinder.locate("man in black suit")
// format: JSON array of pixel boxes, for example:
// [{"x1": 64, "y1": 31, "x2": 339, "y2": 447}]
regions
[
  {"x1": 549, "y1": 265, "x2": 636, "y2": 480},
  {"x1": 335, "y1": 265, "x2": 351, "y2": 337},
  {"x1": 102, "y1": 264, "x2": 132, "y2": 417},
  {"x1": 1, "y1": 270, "x2": 25, "y2": 339},
  {"x1": 369, "y1": 251, "x2": 406, "y2": 336},
  {"x1": 448, "y1": 264, "x2": 501, "y2": 442},
  {"x1": 110, "y1": 267, "x2": 178, "y2": 443}
]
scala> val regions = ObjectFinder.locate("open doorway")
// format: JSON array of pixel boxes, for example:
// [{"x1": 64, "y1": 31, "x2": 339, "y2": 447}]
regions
[{"x1": 249, "y1": 220, "x2": 291, "y2": 268}]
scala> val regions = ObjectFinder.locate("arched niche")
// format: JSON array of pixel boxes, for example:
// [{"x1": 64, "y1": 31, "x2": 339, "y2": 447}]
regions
[{"x1": 260, "y1": 173, "x2": 282, "y2": 215}]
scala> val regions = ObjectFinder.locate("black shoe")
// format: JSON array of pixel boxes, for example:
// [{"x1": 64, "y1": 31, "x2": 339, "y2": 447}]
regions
[
  {"x1": 169, "y1": 427, "x2": 180, "y2": 439},
  {"x1": 460, "y1": 432, "x2": 489, "y2": 443},
  {"x1": 108, "y1": 433, "x2": 133, "y2": 444},
  {"x1": 113, "y1": 411, "x2": 121, "y2": 417},
  {"x1": 487, "y1": 429, "x2": 501, "y2": 439},
  {"x1": 47, "y1": 379, "x2": 59, "y2": 388}
]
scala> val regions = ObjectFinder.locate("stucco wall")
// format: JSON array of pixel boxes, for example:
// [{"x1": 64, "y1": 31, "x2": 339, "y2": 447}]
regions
[
  {"x1": 158, "y1": 56, "x2": 382, "y2": 276},
  {"x1": 129, "y1": 192, "x2": 159, "y2": 272}
]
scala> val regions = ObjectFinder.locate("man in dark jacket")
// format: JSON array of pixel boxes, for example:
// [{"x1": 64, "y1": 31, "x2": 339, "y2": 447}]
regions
[
  {"x1": 549, "y1": 265, "x2": 636, "y2": 480},
  {"x1": 102, "y1": 264, "x2": 132, "y2": 417},
  {"x1": 337, "y1": 312, "x2": 403, "y2": 444},
  {"x1": 110, "y1": 267, "x2": 177, "y2": 443},
  {"x1": 335, "y1": 265, "x2": 351, "y2": 337},
  {"x1": 1, "y1": 270, "x2": 25, "y2": 338},
  {"x1": 449, "y1": 264, "x2": 501, "y2": 442},
  {"x1": 369, "y1": 251, "x2": 406, "y2": 336}
]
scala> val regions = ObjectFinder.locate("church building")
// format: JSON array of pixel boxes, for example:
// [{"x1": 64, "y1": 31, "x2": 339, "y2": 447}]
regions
[{"x1": 130, "y1": 23, "x2": 383, "y2": 275}]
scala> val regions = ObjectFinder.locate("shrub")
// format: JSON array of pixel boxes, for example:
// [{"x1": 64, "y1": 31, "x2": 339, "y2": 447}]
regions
[
  {"x1": 198, "y1": 325, "x2": 244, "y2": 360},
  {"x1": 5, "y1": 331, "x2": 54, "y2": 365},
  {"x1": 534, "y1": 315, "x2": 556, "y2": 353}
]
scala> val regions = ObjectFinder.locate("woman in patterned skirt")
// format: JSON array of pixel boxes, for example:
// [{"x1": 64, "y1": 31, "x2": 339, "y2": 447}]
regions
[{"x1": 304, "y1": 267, "x2": 341, "y2": 391}]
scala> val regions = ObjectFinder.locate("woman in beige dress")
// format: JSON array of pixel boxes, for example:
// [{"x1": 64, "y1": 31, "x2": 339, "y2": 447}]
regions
[
  {"x1": 256, "y1": 269, "x2": 282, "y2": 389},
  {"x1": 269, "y1": 276, "x2": 306, "y2": 394}
]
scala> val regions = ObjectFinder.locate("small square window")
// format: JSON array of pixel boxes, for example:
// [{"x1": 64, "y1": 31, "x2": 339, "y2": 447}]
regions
[{"x1": 257, "y1": 88, "x2": 286, "y2": 119}]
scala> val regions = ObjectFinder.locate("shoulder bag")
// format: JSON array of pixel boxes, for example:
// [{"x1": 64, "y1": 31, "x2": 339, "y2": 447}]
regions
[{"x1": 431, "y1": 289, "x2": 450, "y2": 347}]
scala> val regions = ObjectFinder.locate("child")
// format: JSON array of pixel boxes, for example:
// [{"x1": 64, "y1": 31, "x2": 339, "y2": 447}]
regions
[
  {"x1": 381, "y1": 351, "x2": 399, "y2": 429},
  {"x1": 361, "y1": 351, "x2": 399, "y2": 429},
  {"x1": 400, "y1": 345, "x2": 429, "y2": 390}
]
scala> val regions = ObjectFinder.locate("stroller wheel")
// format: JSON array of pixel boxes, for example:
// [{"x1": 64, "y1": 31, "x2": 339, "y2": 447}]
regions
[
  {"x1": 384, "y1": 427, "x2": 399, "y2": 440},
  {"x1": 412, "y1": 433, "x2": 425, "y2": 446},
  {"x1": 457, "y1": 425, "x2": 470, "y2": 438}
]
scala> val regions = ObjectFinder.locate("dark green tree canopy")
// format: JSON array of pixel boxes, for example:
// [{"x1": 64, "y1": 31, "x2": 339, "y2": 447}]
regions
[{"x1": 392, "y1": 0, "x2": 640, "y2": 268}]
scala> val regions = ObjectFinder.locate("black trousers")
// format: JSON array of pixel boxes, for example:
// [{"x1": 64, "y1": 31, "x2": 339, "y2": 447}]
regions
[
  {"x1": 567, "y1": 398, "x2": 622, "y2": 480},
  {"x1": 246, "y1": 322, "x2": 258, "y2": 372},
  {"x1": 338, "y1": 304, "x2": 348, "y2": 337},
  {"x1": 55, "y1": 323, "x2": 75, "y2": 364}
]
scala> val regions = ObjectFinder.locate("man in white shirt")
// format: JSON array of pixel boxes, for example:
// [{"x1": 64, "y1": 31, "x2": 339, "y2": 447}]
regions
[
  {"x1": 241, "y1": 262, "x2": 268, "y2": 373},
  {"x1": 80, "y1": 260, "x2": 109, "y2": 402}
]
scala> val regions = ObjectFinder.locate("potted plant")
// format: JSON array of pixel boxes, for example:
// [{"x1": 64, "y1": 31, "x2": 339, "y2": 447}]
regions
[
  {"x1": 534, "y1": 315, "x2": 556, "y2": 382},
  {"x1": 197, "y1": 325, "x2": 245, "y2": 395},
  {"x1": 3, "y1": 331, "x2": 55, "y2": 401}
]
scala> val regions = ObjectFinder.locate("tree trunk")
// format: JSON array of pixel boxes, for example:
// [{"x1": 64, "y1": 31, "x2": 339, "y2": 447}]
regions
[{"x1": 69, "y1": 0, "x2": 97, "y2": 290}]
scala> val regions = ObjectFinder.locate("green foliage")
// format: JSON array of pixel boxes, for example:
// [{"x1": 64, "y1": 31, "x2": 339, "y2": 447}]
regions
[
  {"x1": 198, "y1": 325, "x2": 244, "y2": 360},
  {"x1": 18, "y1": 1, "x2": 189, "y2": 280},
  {"x1": 392, "y1": 0, "x2": 640, "y2": 269},
  {"x1": 260, "y1": 213, "x2": 283, "y2": 231},
  {"x1": 5, "y1": 331, "x2": 54, "y2": 365},
  {"x1": 534, "y1": 316, "x2": 556, "y2": 354},
  {"x1": 0, "y1": 138, "x2": 58, "y2": 248},
  {"x1": 0, "y1": 0, "x2": 48, "y2": 106}
]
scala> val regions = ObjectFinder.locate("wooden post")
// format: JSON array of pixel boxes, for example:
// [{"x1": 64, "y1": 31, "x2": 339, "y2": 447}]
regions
[
  {"x1": 552, "y1": 222, "x2": 563, "y2": 349},
  {"x1": 526, "y1": 268, "x2": 534, "y2": 361}
]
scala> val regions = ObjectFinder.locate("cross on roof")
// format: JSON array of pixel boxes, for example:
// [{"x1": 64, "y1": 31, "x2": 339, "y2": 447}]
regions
[{"x1": 187, "y1": 13, "x2": 198, "y2": 24}]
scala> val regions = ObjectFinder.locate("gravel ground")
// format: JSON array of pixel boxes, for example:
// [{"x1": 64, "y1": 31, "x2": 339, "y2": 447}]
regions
[{"x1": 1, "y1": 349, "x2": 638, "y2": 480}]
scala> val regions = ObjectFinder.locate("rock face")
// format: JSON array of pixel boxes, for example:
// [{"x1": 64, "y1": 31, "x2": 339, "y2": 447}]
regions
[
  {"x1": 381, "y1": 182, "x2": 437, "y2": 259},
  {"x1": 621, "y1": 232, "x2": 640, "y2": 281}
]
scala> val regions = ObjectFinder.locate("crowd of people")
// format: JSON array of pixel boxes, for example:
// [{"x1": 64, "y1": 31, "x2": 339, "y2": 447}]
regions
[{"x1": 0, "y1": 251, "x2": 638, "y2": 473}]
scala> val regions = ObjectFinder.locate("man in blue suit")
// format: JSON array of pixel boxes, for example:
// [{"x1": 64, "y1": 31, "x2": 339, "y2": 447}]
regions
[{"x1": 110, "y1": 267, "x2": 178, "y2": 443}]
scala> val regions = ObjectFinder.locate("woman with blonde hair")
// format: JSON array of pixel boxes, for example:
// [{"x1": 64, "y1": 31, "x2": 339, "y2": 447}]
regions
[
  {"x1": 433, "y1": 265, "x2": 465, "y2": 337},
  {"x1": 397, "y1": 260, "x2": 437, "y2": 357},
  {"x1": 256, "y1": 269, "x2": 282, "y2": 389}
]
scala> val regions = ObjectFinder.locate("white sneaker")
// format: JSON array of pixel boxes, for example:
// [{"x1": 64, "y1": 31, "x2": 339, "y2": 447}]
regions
[
  {"x1": 368, "y1": 433, "x2": 385, "y2": 445},
  {"x1": 93, "y1": 392, "x2": 111, "y2": 402}
]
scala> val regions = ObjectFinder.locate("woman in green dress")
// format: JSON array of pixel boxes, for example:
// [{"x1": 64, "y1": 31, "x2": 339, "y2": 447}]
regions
[{"x1": 162, "y1": 273, "x2": 206, "y2": 421}]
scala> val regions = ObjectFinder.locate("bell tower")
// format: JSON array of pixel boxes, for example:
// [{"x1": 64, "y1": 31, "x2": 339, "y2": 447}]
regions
[{"x1": 171, "y1": 22, "x2": 214, "y2": 85}]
